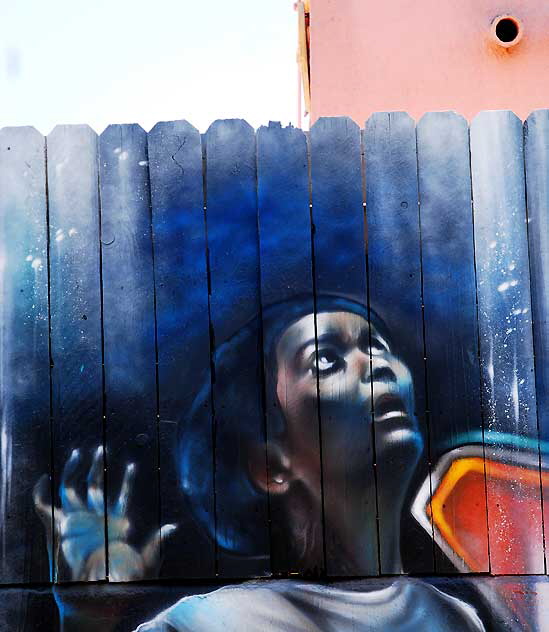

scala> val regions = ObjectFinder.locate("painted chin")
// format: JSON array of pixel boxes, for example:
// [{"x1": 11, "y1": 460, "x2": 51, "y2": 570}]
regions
[{"x1": 373, "y1": 392, "x2": 422, "y2": 464}]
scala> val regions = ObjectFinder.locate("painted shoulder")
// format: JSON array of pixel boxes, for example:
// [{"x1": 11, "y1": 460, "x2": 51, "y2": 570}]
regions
[
  {"x1": 133, "y1": 581, "x2": 313, "y2": 632},
  {"x1": 416, "y1": 581, "x2": 486, "y2": 631}
]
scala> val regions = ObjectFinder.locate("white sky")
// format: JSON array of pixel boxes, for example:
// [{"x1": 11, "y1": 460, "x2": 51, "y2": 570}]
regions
[{"x1": 0, "y1": 0, "x2": 298, "y2": 134}]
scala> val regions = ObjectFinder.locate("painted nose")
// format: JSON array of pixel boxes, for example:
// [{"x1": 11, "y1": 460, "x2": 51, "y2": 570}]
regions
[
  {"x1": 370, "y1": 355, "x2": 397, "y2": 384},
  {"x1": 355, "y1": 350, "x2": 371, "y2": 385},
  {"x1": 353, "y1": 351, "x2": 397, "y2": 391}
]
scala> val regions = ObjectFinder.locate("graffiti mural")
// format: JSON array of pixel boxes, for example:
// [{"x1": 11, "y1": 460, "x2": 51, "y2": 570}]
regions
[{"x1": 1, "y1": 111, "x2": 549, "y2": 631}]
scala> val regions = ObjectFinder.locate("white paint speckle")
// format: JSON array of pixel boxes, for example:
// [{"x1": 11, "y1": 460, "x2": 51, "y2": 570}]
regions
[
  {"x1": 497, "y1": 279, "x2": 519, "y2": 293},
  {"x1": 55, "y1": 160, "x2": 66, "y2": 174}
]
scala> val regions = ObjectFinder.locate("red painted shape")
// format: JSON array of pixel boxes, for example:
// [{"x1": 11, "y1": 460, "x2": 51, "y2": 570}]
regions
[{"x1": 432, "y1": 456, "x2": 547, "y2": 574}]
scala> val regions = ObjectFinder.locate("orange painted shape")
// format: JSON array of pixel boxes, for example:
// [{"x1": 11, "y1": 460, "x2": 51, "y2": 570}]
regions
[
  {"x1": 429, "y1": 457, "x2": 489, "y2": 571},
  {"x1": 431, "y1": 457, "x2": 547, "y2": 573}
]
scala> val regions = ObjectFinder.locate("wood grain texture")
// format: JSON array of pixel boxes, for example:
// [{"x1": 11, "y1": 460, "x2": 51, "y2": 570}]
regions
[
  {"x1": 257, "y1": 122, "x2": 324, "y2": 575},
  {"x1": 310, "y1": 117, "x2": 379, "y2": 577},
  {"x1": 524, "y1": 109, "x2": 549, "y2": 571},
  {"x1": 416, "y1": 112, "x2": 489, "y2": 573},
  {"x1": 0, "y1": 587, "x2": 57, "y2": 632},
  {"x1": 0, "y1": 113, "x2": 546, "y2": 593},
  {"x1": 470, "y1": 110, "x2": 544, "y2": 574},
  {"x1": 47, "y1": 125, "x2": 105, "y2": 582},
  {"x1": 0, "y1": 127, "x2": 51, "y2": 583},
  {"x1": 148, "y1": 120, "x2": 215, "y2": 578},
  {"x1": 364, "y1": 112, "x2": 434, "y2": 574},
  {"x1": 99, "y1": 125, "x2": 160, "y2": 581},
  {"x1": 205, "y1": 120, "x2": 270, "y2": 577}
]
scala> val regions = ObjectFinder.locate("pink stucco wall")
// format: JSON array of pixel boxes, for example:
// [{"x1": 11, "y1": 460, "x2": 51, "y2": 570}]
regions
[{"x1": 309, "y1": 0, "x2": 549, "y2": 122}]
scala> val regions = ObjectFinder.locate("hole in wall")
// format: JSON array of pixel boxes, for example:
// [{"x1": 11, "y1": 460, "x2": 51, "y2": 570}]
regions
[
  {"x1": 496, "y1": 18, "x2": 518, "y2": 42},
  {"x1": 491, "y1": 15, "x2": 523, "y2": 48}
]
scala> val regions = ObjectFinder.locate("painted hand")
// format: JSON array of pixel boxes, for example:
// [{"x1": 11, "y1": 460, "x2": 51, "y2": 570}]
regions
[{"x1": 33, "y1": 447, "x2": 176, "y2": 581}]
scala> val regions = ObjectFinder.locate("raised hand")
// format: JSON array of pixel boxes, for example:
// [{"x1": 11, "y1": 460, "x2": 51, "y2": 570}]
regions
[{"x1": 34, "y1": 447, "x2": 176, "y2": 581}]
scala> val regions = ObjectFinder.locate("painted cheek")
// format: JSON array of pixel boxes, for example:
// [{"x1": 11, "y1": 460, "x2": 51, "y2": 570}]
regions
[
  {"x1": 390, "y1": 359, "x2": 415, "y2": 412},
  {"x1": 293, "y1": 377, "x2": 318, "y2": 402},
  {"x1": 278, "y1": 369, "x2": 316, "y2": 413},
  {"x1": 318, "y1": 373, "x2": 371, "y2": 405},
  {"x1": 392, "y1": 359, "x2": 412, "y2": 391}
]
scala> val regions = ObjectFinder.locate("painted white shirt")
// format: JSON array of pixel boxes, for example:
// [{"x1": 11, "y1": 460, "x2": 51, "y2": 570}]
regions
[{"x1": 134, "y1": 578, "x2": 485, "y2": 632}]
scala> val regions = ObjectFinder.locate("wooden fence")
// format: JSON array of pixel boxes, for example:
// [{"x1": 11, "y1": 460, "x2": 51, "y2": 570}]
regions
[{"x1": 2, "y1": 110, "x2": 549, "y2": 630}]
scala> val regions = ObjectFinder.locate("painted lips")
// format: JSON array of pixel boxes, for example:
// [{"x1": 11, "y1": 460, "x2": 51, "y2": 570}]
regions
[{"x1": 373, "y1": 393, "x2": 408, "y2": 422}]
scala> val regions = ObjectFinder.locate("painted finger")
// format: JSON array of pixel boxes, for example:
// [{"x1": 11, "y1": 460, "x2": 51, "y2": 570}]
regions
[
  {"x1": 60, "y1": 449, "x2": 85, "y2": 512},
  {"x1": 33, "y1": 474, "x2": 53, "y2": 525},
  {"x1": 114, "y1": 462, "x2": 135, "y2": 517},
  {"x1": 160, "y1": 523, "x2": 177, "y2": 540},
  {"x1": 141, "y1": 523, "x2": 177, "y2": 570},
  {"x1": 87, "y1": 445, "x2": 105, "y2": 513},
  {"x1": 32, "y1": 474, "x2": 65, "y2": 549}
]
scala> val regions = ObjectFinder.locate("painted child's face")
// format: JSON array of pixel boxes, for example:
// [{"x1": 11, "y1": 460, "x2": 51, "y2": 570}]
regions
[
  {"x1": 273, "y1": 309, "x2": 420, "y2": 564},
  {"x1": 276, "y1": 310, "x2": 417, "y2": 442}
]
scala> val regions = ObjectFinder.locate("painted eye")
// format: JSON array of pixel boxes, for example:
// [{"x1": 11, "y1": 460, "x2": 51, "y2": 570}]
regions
[
  {"x1": 316, "y1": 349, "x2": 344, "y2": 376},
  {"x1": 370, "y1": 335, "x2": 389, "y2": 356}
]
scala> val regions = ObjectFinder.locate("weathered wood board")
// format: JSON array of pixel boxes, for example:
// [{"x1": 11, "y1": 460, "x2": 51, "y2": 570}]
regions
[
  {"x1": 364, "y1": 112, "x2": 433, "y2": 574},
  {"x1": 99, "y1": 125, "x2": 160, "y2": 581},
  {"x1": 148, "y1": 120, "x2": 215, "y2": 578},
  {"x1": 47, "y1": 125, "x2": 105, "y2": 582},
  {"x1": 257, "y1": 122, "x2": 324, "y2": 575},
  {"x1": 416, "y1": 112, "x2": 489, "y2": 573},
  {"x1": 0, "y1": 127, "x2": 51, "y2": 583},
  {"x1": 470, "y1": 111, "x2": 544, "y2": 575},
  {"x1": 204, "y1": 120, "x2": 270, "y2": 577},
  {"x1": 310, "y1": 117, "x2": 379, "y2": 577}
]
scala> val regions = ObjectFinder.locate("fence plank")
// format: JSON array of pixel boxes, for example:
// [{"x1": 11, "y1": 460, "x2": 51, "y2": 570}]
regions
[
  {"x1": 205, "y1": 120, "x2": 270, "y2": 578},
  {"x1": 470, "y1": 110, "x2": 544, "y2": 574},
  {"x1": 0, "y1": 127, "x2": 51, "y2": 583},
  {"x1": 416, "y1": 112, "x2": 489, "y2": 573},
  {"x1": 0, "y1": 587, "x2": 57, "y2": 631},
  {"x1": 148, "y1": 120, "x2": 215, "y2": 578},
  {"x1": 524, "y1": 109, "x2": 549, "y2": 572},
  {"x1": 257, "y1": 122, "x2": 324, "y2": 575},
  {"x1": 47, "y1": 125, "x2": 105, "y2": 583},
  {"x1": 310, "y1": 117, "x2": 379, "y2": 577},
  {"x1": 99, "y1": 124, "x2": 160, "y2": 581},
  {"x1": 364, "y1": 112, "x2": 434, "y2": 574}
]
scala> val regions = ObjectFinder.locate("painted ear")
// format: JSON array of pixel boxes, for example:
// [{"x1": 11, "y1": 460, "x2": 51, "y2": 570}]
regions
[{"x1": 247, "y1": 440, "x2": 293, "y2": 495}]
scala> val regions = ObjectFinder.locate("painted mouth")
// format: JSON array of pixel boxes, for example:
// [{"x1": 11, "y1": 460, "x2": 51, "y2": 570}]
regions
[{"x1": 373, "y1": 393, "x2": 408, "y2": 422}]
